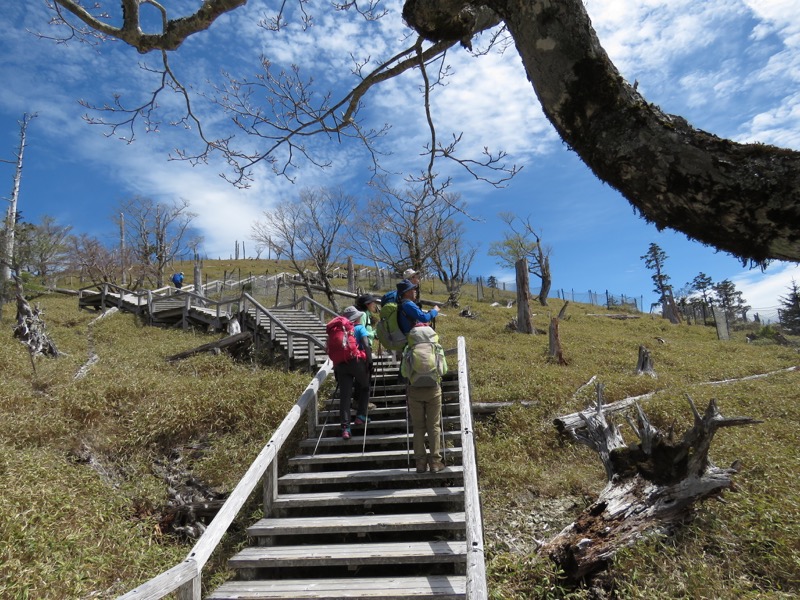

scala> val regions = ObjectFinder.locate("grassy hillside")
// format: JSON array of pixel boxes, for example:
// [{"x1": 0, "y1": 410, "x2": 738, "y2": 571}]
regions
[{"x1": 1, "y1": 267, "x2": 798, "y2": 599}]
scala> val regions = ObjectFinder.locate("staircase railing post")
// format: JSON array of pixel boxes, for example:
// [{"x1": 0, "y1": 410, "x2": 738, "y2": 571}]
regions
[
  {"x1": 307, "y1": 382, "x2": 319, "y2": 438},
  {"x1": 263, "y1": 457, "x2": 278, "y2": 518},
  {"x1": 176, "y1": 575, "x2": 201, "y2": 600},
  {"x1": 183, "y1": 294, "x2": 190, "y2": 330}
]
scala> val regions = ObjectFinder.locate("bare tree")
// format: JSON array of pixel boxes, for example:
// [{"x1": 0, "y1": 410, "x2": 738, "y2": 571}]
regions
[
  {"x1": 2, "y1": 114, "x2": 37, "y2": 294},
  {"x1": 114, "y1": 197, "x2": 200, "y2": 288},
  {"x1": 42, "y1": 1, "x2": 800, "y2": 264},
  {"x1": 430, "y1": 220, "x2": 477, "y2": 306},
  {"x1": 251, "y1": 187, "x2": 355, "y2": 310},
  {"x1": 349, "y1": 180, "x2": 466, "y2": 279},
  {"x1": 66, "y1": 234, "x2": 123, "y2": 284},
  {"x1": 488, "y1": 213, "x2": 552, "y2": 306}
]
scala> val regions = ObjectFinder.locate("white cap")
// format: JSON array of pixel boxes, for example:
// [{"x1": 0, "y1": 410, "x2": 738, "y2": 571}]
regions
[{"x1": 403, "y1": 268, "x2": 418, "y2": 278}]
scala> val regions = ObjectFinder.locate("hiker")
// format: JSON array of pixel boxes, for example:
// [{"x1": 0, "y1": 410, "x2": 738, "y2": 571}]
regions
[
  {"x1": 403, "y1": 268, "x2": 421, "y2": 304},
  {"x1": 396, "y1": 279, "x2": 439, "y2": 335},
  {"x1": 328, "y1": 306, "x2": 372, "y2": 440},
  {"x1": 401, "y1": 324, "x2": 448, "y2": 473},
  {"x1": 354, "y1": 293, "x2": 380, "y2": 343},
  {"x1": 171, "y1": 272, "x2": 184, "y2": 289}
]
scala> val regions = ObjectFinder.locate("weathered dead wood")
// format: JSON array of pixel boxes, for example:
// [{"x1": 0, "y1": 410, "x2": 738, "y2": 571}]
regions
[
  {"x1": 50, "y1": 287, "x2": 79, "y2": 296},
  {"x1": 13, "y1": 286, "x2": 60, "y2": 371},
  {"x1": 571, "y1": 375, "x2": 598, "y2": 400},
  {"x1": 166, "y1": 332, "x2": 252, "y2": 362},
  {"x1": 555, "y1": 366, "x2": 798, "y2": 434},
  {"x1": 585, "y1": 313, "x2": 640, "y2": 320},
  {"x1": 548, "y1": 317, "x2": 567, "y2": 365},
  {"x1": 471, "y1": 401, "x2": 538, "y2": 414},
  {"x1": 555, "y1": 385, "x2": 656, "y2": 434},
  {"x1": 543, "y1": 391, "x2": 761, "y2": 580},
  {"x1": 515, "y1": 258, "x2": 534, "y2": 334},
  {"x1": 635, "y1": 345, "x2": 656, "y2": 377},
  {"x1": 74, "y1": 308, "x2": 119, "y2": 380},
  {"x1": 558, "y1": 301, "x2": 570, "y2": 320},
  {"x1": 153, "y1": 444, "x2": 228, "y2": 539}
]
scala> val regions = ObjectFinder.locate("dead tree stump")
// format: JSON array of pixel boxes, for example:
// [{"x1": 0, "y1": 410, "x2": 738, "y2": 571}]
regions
[
  {"x1": 543, "y1": 390, "x2": 761, "y2": 580},
  {"x1": 636, "y1": 345, "x2": 656, "y2": 377},
  {"x1": 548, "y1": 317, "x2": 567, "y2": 365}
]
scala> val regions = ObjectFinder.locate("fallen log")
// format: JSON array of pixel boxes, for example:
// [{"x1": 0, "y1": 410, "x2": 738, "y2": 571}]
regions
[
  {"x1": 554, "y1": 366, "x2": 799, "y2": 434},
  {"x1": 166, "y1": 332, "x2": 252, "y2": 362},
  {"x1": 542, "y1": 392, "x2": 761, "y2": 581}
]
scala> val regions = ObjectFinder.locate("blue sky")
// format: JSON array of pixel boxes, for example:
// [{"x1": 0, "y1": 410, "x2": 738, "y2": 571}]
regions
[{"x1": 1, "y1": 1, "x2": 799, "y2": 321}]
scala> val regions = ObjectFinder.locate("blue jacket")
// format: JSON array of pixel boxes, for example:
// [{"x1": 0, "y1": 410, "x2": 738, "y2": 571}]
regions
[
  {"x1": 353, "y1": 323, "x2": 371, "y2": 351},
  {"x1": 398, "y1": 299, "x2": 438, "y2": 334}
]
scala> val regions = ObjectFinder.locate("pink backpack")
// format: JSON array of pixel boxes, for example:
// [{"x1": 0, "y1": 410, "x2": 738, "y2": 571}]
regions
[{"x1": 325, "y1": 316, "x2": 366, "y2": 366}]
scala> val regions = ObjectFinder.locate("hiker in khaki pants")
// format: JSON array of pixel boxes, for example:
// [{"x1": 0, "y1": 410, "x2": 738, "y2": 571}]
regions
[
  {"x1": 401, "y1": 324, "x2": 448, "y2": 473},
  {"x1": 407, "y1": 384, "x2": 444, "y2": 473}
]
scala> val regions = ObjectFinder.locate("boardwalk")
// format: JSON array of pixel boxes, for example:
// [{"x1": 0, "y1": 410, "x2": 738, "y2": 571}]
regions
[{"x1": 77, "y1": 282, "x2": 485, "y2": 598}]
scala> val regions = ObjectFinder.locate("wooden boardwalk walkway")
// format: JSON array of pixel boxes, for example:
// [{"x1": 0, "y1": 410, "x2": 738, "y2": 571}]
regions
[{"x1": 77, "y1": 281, "x2": 486, "y2": 598}]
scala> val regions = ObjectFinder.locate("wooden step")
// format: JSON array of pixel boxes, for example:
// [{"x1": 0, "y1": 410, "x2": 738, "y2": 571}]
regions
[
  {"x1": 299, "y1": 431, "x2": 461, "y2": 449},
  {"x1": 208, "y1": 575, "x2": 466, "y2": 599},
  {"x1": 318, "y1": 405, "x2": 461, "y2": 420},
  {"x1": 247, "y1": 512, "x2": 466, "y2": 537},
  {"x1": 278, "y1": 466, "x2": 464, "y2": 487},
  {"x1": 314, "y1": 416, "x2": 460, "y2": 435},
  {"x1": 289, "y1": 448, "x2": 463, "y2": 468},
  {"x1": 272, "y1": 486, "x2": 464, "y2": 509},
  {"x1": 228, "y1": 540, "x2": 467, "y2": 569}
]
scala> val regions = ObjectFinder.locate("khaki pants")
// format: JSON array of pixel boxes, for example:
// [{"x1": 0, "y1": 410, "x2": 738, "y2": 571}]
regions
[{"x1": 407, "y1": 385, "x2": 442, "y2": 463}]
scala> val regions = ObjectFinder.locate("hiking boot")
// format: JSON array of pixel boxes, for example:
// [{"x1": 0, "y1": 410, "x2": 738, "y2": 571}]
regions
[
  {"x1": 430, "y1": 459, "x2": 445, "y2": 473},
  {"x1": 415, "y1": 459, "x2": 429, "y2": 473},
  {"x1": 354, "y1": 415, "x2": 370, "y2": 426},
  {"x1": 341, "y1": 426, "x2": 351, "y2": 440}
]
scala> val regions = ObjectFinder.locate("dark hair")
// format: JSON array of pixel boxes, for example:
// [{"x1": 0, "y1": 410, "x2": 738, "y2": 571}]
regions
[{"x1": 355, "y1": 294, "x2": 378, "y2": 311}]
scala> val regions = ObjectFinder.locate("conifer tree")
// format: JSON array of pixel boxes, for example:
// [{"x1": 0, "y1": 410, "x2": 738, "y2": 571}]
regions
[
  {"x1": 778, "y1": 280, "x2": 800, "y2": 333},
  {"x1": 713, "y1": 279, "x2": 750, "y2": 323}
]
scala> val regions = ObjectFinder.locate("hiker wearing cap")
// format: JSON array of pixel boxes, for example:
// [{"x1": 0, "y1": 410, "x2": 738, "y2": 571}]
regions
[
  {"x1": 171, "y1": 272, "x2": 184, "y2": 289},
  {"x1": 336, "y1": 306, "x2": 372, "y2": 439},
  {"x1": 403, "y1": 268, "x2": 421, "y2": 304},
  {"x1": 396, "y1": 279, "x2": 439, "y2": 335},
  {"x1": 355, "y1": 293, "x2": 380, "y2": 343}
]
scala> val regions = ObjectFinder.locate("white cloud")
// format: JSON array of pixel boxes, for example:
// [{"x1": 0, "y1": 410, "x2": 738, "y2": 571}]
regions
[{"x1": 732, "y1": 262, "x2": 800, "y2": 323}]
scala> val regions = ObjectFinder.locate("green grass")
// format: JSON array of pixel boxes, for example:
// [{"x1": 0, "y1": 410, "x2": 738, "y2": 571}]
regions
[{"x1": 2, "y1": 263, "x2": 799, "y2": 598}]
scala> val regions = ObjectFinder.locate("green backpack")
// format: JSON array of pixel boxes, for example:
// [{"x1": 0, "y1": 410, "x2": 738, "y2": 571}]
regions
[
  {"x1": 401, "y1": 326, "x2": 448, "y2": 387},
  {"x1": 375, "y1": 291, "x2": 408, "y2": 351}
]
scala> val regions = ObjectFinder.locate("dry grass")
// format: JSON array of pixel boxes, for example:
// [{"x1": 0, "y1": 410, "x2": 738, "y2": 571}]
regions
[{"x1": 1, "y1": 267, "x2": 798, "y2": 599}]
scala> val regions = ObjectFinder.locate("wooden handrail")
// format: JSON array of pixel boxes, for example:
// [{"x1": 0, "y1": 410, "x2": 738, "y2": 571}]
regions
[
  {"x1": 241, "y1": 293, "x2": 327, "y2": 350},
  {"x1": 457, "y1": 336, "x2": 488, "y2": 599},
  {"x1": 117, "y1": 362, "x2": 334, "y2": 600}
]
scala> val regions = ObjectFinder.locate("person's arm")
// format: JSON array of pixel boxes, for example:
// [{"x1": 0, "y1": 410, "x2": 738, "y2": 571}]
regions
[{"x1": 406, "y1": 301, "x2": 439, "y2": 325}]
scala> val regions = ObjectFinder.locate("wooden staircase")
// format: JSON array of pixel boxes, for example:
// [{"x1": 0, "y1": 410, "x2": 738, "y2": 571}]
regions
[{"x1": 208, "y1": 360, "x2": 471, "y2": 599}]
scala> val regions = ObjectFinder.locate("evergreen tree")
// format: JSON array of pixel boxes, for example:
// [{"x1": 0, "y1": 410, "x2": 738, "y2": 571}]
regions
[
  {"x1": 640, "y1": 243, "x2": 672, "y2": 300},
  {"x1": 487, "y1": 275, "x2": 498, "y2": 289},
  {"x1": 778, "y1": 280, "x2": 800, "y2": 333},
  {"x1": 687, "y1": 272, "x2": 714, "y2": 305},
  {"x1": 712, "y1": 279, "x2": 750, "y2": 323}
]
